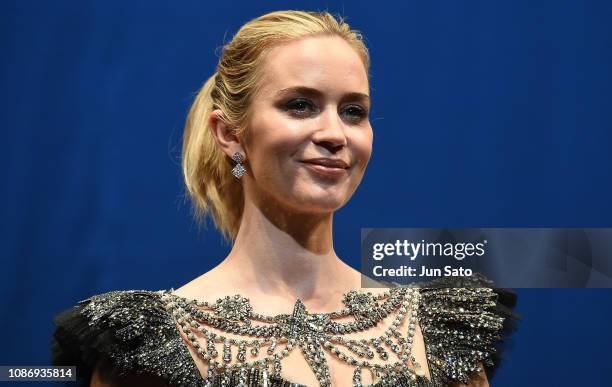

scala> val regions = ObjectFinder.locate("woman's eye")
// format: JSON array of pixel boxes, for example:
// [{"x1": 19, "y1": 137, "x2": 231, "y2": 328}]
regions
[
  {"x1": 285, "y1": 99, "x2": 316, "y2": 117},
  {"x1": 341, "y1": 105, "x2": 367, "y2": 121}
]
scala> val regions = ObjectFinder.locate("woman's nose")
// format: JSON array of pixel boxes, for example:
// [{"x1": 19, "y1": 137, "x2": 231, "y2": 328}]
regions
[{"x1": 312, "y1": 109, "x2": 348, "y2": 150}]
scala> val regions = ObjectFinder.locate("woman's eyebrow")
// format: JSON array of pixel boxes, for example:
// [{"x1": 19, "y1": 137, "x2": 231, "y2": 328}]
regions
[{"x1": 275, "y1": 86, "x2": 370, "y2": 103}]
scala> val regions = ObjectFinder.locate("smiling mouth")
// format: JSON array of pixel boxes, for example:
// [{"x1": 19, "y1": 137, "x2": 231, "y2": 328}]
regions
[{"x1": 300, "y1": 161, "x2": 349, "y2": 179}]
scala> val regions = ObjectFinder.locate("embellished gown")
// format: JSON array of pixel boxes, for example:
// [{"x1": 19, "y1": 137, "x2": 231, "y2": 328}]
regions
[{"x1": 51, "y1": 278, "x2": 518, "y2": 387}]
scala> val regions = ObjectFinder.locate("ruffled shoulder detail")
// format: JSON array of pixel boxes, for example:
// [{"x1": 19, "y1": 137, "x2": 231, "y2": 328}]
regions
[
  {"x1": 51, "y1": 290, "x2": 204, "y2": 387},
  {"x1": 417, "y1": 275, "x2": 519, "y2": 385}
]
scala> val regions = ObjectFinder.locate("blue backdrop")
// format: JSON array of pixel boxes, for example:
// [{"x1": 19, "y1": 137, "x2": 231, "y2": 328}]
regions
[{"x1": 1, "y1": 1, "x2": 611, "y2": 386}]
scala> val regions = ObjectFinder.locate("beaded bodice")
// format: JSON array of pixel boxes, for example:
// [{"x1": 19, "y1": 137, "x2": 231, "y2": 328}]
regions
[
  {"x1": 52, "y1": 281, "x2": 516, "y2": 387},
  {"x1": 161, "y1": 286, "x2": 425, "y2": 387}
]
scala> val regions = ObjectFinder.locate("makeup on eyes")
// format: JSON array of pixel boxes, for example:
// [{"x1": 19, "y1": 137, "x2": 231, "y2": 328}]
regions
[
  {"x1": 284, "y1": 98, "x2": 317, "y2": 116},
  {"x1": 279, "y1": 96, "x2": 368, "y2": 122}
]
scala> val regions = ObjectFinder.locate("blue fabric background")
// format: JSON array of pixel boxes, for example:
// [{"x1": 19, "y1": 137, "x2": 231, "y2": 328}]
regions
[{"x1": 1, "y1": 1, "x2": 611, "y2": 386}]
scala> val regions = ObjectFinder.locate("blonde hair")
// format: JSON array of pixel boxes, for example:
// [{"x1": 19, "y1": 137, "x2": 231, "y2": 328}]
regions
[{"x1": 181, "y1": 10, "x2": 370, "y2": 243}]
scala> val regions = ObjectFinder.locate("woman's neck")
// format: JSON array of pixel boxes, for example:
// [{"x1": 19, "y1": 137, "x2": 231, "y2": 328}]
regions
[{"x1": 219, "y1": 199, "x2": 359, "y2": 302}]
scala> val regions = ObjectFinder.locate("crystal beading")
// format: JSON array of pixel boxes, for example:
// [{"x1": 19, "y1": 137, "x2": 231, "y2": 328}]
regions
[{"x1": 161, "y1": 287, "x2": 422, "y2": 387}]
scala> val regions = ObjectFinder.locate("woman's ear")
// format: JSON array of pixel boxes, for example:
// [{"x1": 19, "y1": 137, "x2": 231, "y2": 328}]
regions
[{"x1": 209, "y1": 109, "x2": 244, "y2": 158}]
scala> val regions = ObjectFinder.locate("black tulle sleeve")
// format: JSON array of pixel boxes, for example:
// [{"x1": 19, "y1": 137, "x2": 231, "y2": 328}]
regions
[
  {"x1": 417, "y1": 274, "x2": 520, "y2": 385},
  {"x1": 52, "y1": 300, "x2": 102, "y2": 385},
  {"x1": 51, "y1": 290, "x2": 202, "y2": 387}
]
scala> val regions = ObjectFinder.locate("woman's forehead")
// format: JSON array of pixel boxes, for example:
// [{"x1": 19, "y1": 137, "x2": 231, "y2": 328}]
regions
[{"x1": 257, "y1": 35, "x2": 369, "y2": 99}]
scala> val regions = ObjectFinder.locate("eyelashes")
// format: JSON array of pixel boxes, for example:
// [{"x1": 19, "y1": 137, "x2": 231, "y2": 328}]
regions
[
  {"x1": 282, "y1": 98, "x2": 368, "y2": 122},
  {"x1": 342, "y1": 105, "x2": 368, "y2": 120},
  {"x1": 285, "y1": 98, "x2": 316, "y2": 117}
]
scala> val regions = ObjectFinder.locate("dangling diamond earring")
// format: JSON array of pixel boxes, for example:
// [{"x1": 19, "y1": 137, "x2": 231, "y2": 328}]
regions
[{"x1": 231, "y1": 151, "x2": 245, "y2": 179}]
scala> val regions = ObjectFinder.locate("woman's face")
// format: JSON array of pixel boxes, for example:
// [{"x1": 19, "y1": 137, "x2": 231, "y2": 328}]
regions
[{"x1": 242, "y1": 35, "x2": 373, "y2": 214}]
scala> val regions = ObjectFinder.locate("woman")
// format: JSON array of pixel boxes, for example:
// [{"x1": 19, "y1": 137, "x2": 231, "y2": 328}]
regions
[{"x1": 52, "y1": 10, "x2": 517, "y2": 387}]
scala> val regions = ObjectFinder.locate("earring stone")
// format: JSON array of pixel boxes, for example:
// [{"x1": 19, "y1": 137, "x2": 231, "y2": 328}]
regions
[
  {"x1": 231, "y1": 152, "x2": 244, "y2": 164},
  {"x1": 232, "y1": 164, "x2": 245, "y2": 179}
]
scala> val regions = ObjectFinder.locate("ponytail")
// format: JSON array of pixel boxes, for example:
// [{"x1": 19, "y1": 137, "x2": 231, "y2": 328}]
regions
[{"x1": 182, "y1": 73, "x2": 244, "y2": 243}]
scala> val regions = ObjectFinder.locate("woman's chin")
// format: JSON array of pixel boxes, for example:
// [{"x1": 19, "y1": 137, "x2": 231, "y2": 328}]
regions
[{"x1": 290, "y1": 195, "x2": 347, "y2": 214}]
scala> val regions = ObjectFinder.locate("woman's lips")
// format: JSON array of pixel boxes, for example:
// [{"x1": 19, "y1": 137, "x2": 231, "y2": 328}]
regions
[{"x1": 300, "y1": 161, "x2": 348, "y2": 179}]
